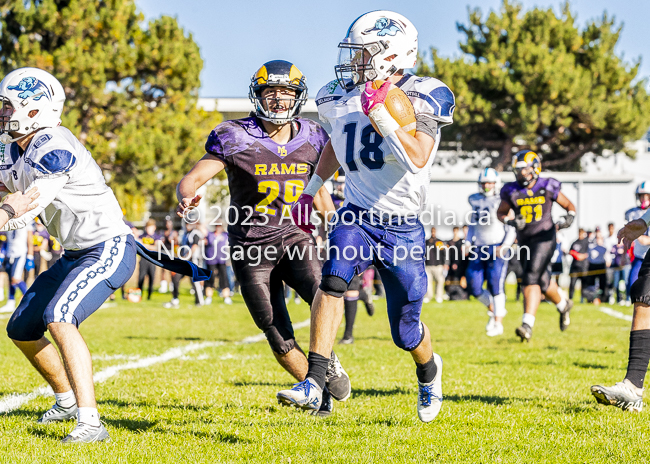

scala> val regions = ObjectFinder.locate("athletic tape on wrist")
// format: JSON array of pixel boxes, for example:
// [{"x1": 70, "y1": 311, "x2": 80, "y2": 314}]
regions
[
  {"x1": 368, "y1": 105, "x2": 400, "y2": 138},
  {"x1": 303, "y1": 174, "x2": 324, "y2": 197}
]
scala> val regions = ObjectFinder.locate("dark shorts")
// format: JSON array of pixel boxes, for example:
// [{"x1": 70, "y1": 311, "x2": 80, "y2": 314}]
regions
[
  {"x1": 230, "y1": 229, "x2": 321, "y2": 354},
  {"x1": 322, "y1": 204, "x2": 427, "y2": 351},
  {"x1": 630, "y1": 253, "x2": 650, "y2": 304},
  {"x1": 551, "y1": 262, "x2": 563, "y2": 275},
  {"x1": 7, "y1": 235, "x2": 137, "y2": 341},
  {"x1": 518, "y1": 228, "x2": 555, "y2": 292}
]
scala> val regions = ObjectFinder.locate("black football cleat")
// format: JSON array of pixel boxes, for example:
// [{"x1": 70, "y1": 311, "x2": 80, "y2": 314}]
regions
[
  {"x1": 559, "y1": 300, "x2": 573, "y2": 332},
  {"x1": 515, "y1": 323, "x2": 532, "y2": 342}
]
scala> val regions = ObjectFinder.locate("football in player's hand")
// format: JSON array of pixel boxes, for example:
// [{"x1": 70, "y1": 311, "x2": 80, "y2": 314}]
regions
[{"x1": 372, "y1": 80, "x2": 416, "y2": 136}]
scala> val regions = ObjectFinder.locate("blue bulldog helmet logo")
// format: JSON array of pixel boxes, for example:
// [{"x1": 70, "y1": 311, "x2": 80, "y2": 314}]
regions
[
  {"x1": 7, "y1": 77, "x2": 51, "y2": 101},
  {"x1": 362, "y1": 18, "x2": 404, "y2": 37}
]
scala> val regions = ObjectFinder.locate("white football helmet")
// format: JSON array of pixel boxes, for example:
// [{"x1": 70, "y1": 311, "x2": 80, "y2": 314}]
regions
[
  {"x1": 335, "y1": 10, "x2": 418, "y2": 90},
  {"x1": 636, "y1": 182, "x2": 650, "y2": 209},
  {"x1": 0, "y1": 67, "x2": 65, "y2": 144},
  {"x1": 478, "y1": 168, "x2": 500, "y2": 196}
]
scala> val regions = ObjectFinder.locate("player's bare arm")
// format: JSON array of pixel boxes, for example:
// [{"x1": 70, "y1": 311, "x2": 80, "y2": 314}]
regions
[
  {"x1": 176, "y1": 155, "x2": 226, "y2": 217},
  {"x1": 496, "y1": 200, "x2": 512, "y2": 223}
]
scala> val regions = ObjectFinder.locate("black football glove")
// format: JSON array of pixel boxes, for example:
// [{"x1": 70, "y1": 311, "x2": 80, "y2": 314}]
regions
[
  {"x1": 505, "y1": 214, "x2": 527, "y2": 231},
  {"x1": 556, "y1": 211, "x2": 576, "y2": 230}
]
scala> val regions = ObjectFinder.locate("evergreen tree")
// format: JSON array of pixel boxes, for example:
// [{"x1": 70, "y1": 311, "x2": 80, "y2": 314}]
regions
[{"x1": 418, "y1": 0, "x2": 650, "y2": 170}]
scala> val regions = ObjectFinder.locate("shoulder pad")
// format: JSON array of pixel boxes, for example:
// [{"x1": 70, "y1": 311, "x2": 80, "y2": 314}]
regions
[
  {"x1": 468, "y1": 192, "x2": 482, "y2": 204},
  {"x1": 299, "y1": 118, "x2": 330, "y2": 153},
  {"x1": 315, "y1": 80, "x2": 347, "y2": 124},
  {"x1": 27, "y1": 128, "x2": 76, "y2": 176},
  {"x1": 402, "y1": 76, "x2": 455, "y2": 127},
  {"x1": 205, "y1": 119, "x2": 257, "y2": 159}
]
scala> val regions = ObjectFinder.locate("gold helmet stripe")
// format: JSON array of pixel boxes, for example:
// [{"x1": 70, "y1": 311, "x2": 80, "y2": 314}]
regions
[
  {"x1": 288, "y1": 65, "x2": 304, "y2": 86},
  {"x1": 254, "y1": 65, "x2": 269, "y2": 86}
]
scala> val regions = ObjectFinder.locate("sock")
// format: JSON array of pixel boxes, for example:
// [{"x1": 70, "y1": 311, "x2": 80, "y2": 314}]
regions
[
  {"x1": 522, "y1": 313, "x2": 536, "y2": 328},
  {"x1": 625, "y1": 329, "x2": 650, "y2": 389},
  {"x1": 477, "y1": 289, "x2": 493, "y2": 309},
  {"x1": 343, "y1": 297, "x2": 358, "y2": 340},
  {"x1": 493, "y1": 293, "x2": 507, "y2": 318},
  {"x1": 9, "y1": 284, "x2": 15, "y2": 300},
  {"x1": 77, "y1": 407, "x2": 100, "y2": 427},
  {"x1": 54, "y1": 390, "x2": 76, "y2": 408},
  {"x1": 306, "y1": 352, "x2": 329, "y2": 390},
  {"x1": 556, "y1": 298, "x2": 567, "y2": 312},
  {"x1": 17, "y1": 281, "x2": 26, "y2": 295},
  {"x1": 416, "y1": 355, "x2": 438, "y2": 384}
]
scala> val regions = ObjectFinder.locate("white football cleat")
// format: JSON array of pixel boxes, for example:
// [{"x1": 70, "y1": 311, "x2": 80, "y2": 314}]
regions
[
  {"x1": 591, "y1": 381, "x2": 643, "y2": 412},
  {"x1": 37, "y1": 403, "x2": 78, "y2": 423},
  {"x1": 486, "y1": 322, "x2": 504, "y2": 337},
  {"x1": 485, "y1": 310, "x2": 496, "y2": 331},
  {"x1": 163, "y1": 298, "x2": 179, "y2": 309},
  {"x1": 277, "y1": 378, "x2": 322, "y2": 411},
  {"x1": 0, "y1": 299, "x2": 16, "y2": 313},
  {"x1": 61, "y1": 422, "x2": 110, "y2": 444},
  {"x1": 417, "y1": 353, "x2": 443, "y2": 422}
]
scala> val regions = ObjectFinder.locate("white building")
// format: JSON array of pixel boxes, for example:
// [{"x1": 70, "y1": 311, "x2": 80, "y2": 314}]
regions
[{"x1": 200, "y1": 97, "x2": 646, "y2": 241}]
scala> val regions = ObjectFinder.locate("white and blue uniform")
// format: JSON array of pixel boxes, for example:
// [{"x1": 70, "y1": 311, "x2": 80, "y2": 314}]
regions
[
  {"x1": 5, "y1": 226, "x2": 30, "y2": 280},
  {"x1": 625, "y1": 206, "x2": 649, "y2": 288},
  {"x1": 316, "y1": 75, "x2": 454, "y2": 350},
  {"x1": 465, "y1": 193, "x2": 515, "y2": 316},
  {"x1": 0, "y1": 126, "x2": 135, "y2": 341}
]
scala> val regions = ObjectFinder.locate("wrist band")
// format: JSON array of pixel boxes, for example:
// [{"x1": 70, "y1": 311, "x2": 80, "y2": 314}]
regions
[
  {"x1": 0, "y1": 203, "x2": 15, "y2": 220},
  {"x1": 303, "y1": 174, "x2": 324, "y2": 197},
  {"x1": 368, "y1": 105, "x2": 400, "y2": 138}
]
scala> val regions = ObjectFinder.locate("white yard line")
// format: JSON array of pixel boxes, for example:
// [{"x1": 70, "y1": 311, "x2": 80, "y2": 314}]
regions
[
  {"x1": 0, "y1": 319, "x2": 310, "y2": 414},
  {"x1": 596, "y1": 306, "x2": 633, "y2": 322}
]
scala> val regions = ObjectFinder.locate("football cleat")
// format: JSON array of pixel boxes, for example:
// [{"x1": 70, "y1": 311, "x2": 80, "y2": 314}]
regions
[
  {"x1": 515, "y1": 323, "x2": 533, "y2": 342},
  {"x1": 310, "y1": 387, "x2": 333, "y2": 417},
  {"x1": 485, "y1": 310, "x2": 496, "y2": 331},
  {"x1": 277, "y1": 378, "x2": 322, "y2": 411},
  {"x1": 486, "y1": 323, "x2": 504, "y2": 337},
  {"x1": 338, "y1": 337, "x2": 354, "y2": 345},
  {"x1": 559, "y1": 300, "x2": 573, "y2": 332},
  {"x1": 61, "y1": 422, "x2": 110, "y2": 444},
  {"x1": 163, "y1": 298, "x2": 179, "y2": 309},
  {"x1": 37, "y1": 403, "x2": 78, "y2": 424},
  {"x1": 591, "y1": 381, "x2": 643, "y2": 412},
  {"x1": 417, "y1": 353, "x2": 443, "y2": 422},
  {"x1": 326, "y1": 352, "x2": 352, "y2": 402}
]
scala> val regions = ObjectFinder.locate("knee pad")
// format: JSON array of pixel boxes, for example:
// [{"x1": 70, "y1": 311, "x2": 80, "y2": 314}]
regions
[
  {"x1": 6, "y1": 318, "x2": 42, "y2": 342},
  {"x1": 391, "y1": 320, "x2": 426, "y2": 351},
  {"x1": 264, "y1": 326, "x2": 296, "y2": 355},
  {"x1": 319, "y1": 275, "x2": 349, "y2": 298}
]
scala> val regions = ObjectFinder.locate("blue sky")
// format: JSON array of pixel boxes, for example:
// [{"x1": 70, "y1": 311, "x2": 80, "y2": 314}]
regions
[{"x1": 137, "y1": 0, "x2": 650, "y2": 98}]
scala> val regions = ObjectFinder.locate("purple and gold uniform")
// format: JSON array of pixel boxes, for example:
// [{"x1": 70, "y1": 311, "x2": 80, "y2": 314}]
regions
[
  {"x1": 204, "y1": 116, "x2": 329, "y2": 354},
  {"x1": 500, "y1": 177, "x2": 562, "y2": 291},
  {"x1": 206, "y1": 116, "x2": 329, "y2": 244}
]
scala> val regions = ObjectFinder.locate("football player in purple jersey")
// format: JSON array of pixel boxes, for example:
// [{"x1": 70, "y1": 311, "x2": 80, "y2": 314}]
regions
[
  {"x1": 176, "y1": 60, "x2": 350, "y2": 416},
  {"x1": 497, "y1": 150, "x2": 576, "y2": 342}
]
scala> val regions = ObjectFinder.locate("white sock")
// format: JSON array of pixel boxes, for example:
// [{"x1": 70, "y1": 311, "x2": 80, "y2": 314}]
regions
[
  {"x1": 556, "y1": 298, "x2": 567, "y2": 312},
  {"x1": 493, "y1": 293, "x2": 507, "y2": 318},
  {"x1": 522, "y1": 313, "x2": 536, "y2": 328},
  {"x1": 77, "y1": 407, "x2": 101, "y2": 427},
  {"x1": 54, "y1": 390, "x2": 76, "y2": 408},
  {"x1": 477, "y1": 290, "x2": 493, "y2": 309}
]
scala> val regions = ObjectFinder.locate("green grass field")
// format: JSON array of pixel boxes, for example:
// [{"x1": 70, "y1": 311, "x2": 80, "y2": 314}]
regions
[{"x1": 0, "y1": 287, "x2": 648, "y2": 463}]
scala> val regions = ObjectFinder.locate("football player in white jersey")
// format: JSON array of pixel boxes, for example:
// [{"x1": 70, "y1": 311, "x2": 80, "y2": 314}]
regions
[
  {"x1": 465, "y1": 169, "x2": 515, "y2": 336},
  {"x1": 277, "y1": 10, "x2": 454, "y2": 422},
  {"x1": 0, "y1": 67, "x2": 138, "y2": 443}
]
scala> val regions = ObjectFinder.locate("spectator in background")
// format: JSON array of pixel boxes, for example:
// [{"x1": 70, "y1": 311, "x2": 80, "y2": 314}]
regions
[
  {"x1": 47, "y1": 234, "x2": 63, "y2": 269},
  {"x1": 164, "y1": 222, "x2": 205, "y2": 308},
  {"x1": 611, "y1": 240, "x2": 631, "y2": 305},
  {"x1": 586, "y1": 235, "x2": 610, "y2": 304},
  {"x1": 604, "y1": 222, "x2": 618, "y2": 303},
  {"x1": 159, "y1": 216, "x2": 178, "y2": 294},
  {"x1": 446, "y1": 227, "x2": 468, "y2": 300},
  {"x1": 137, "y1": 219, "x2": 161, "y2": 300},
  {"x1": 550, "y1": 228, "x2": 565, "y2": 285},
  {"x1": 204, "y1": 224, "x2": 232, "y2": 305},
  {"x1": 424, "y1": 227, "x2": 447, "y2": 304},
  {"x1": 569, "y1": 228, "x2": 590, "y2": 301}
]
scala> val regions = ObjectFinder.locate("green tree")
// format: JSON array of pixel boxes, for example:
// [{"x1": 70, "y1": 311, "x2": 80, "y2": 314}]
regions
[
  {"x1": 417, "y1": 0, "x2": 650, "y2": 171},
  {"x1": 0, "y1": 0, "x2": 221, "y2": 218}
]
